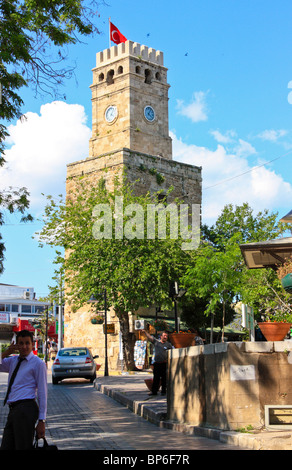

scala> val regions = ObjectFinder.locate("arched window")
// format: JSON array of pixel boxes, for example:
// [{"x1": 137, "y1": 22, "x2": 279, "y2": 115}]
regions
[
  {"x1": 107, "y1": 69, "x2": 114, "y2": 85},
  {"x1": 136, "y1": 66, "x2": 141, "y2": 74},
  {"x1": 99, "y1": 73, "x2": 104, "y2": 82},
  {"x1": 145, "y1": 69, "x2": 152, "y2": 84},
  {"x1": 118, "y1": 66, "x2": 123, "y2": 74}
]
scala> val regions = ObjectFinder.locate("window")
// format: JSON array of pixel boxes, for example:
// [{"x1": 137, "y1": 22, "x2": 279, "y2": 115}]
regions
[
  {"x1": 107, "y1": 69, "x2": 114, "y2": 85},
  {"x1": 34, "y1": 306, "x2": 45, "y2": 315},
  {"x1": 117, "y1": 66, "x2": 123, "y2": 74},
  {"x1": 21, "y1": 305, "x2": 32, "y2": 313},
  {"x1": 59, "y1": 348, "x2": 88, "y2": 357},
  {"x1": 157, "y1": 193, "x2": 167, "y2": 204},
  {"x1": 99, "y1": 73, "x2": 104, "y2": 82},
  {"x1": 136, "y1": 66, "x2": 141, "y2": 74},
  {"x1": 0, "y1": 304, "x2": 5, "y2": 312},
  {"x1": 145, "y1": 69, "x2": 152, "y2": 84},
  {"x1": 11, "y1": 305, "x2": 19, "y2": 313}
]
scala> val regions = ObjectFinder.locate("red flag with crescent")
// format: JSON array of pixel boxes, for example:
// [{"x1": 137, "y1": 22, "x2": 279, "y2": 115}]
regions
[{"x1": 110, "y1": 22, "x2": 127, "y2": 44}]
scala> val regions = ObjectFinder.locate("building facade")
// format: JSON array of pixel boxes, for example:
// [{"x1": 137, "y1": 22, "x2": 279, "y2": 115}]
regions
[
  {"x1": 64, "y1": 41, "x2": 202, "y2": 371},
  {"x1": 0, "y1": 283, "x2": 51, "y2": 344}
]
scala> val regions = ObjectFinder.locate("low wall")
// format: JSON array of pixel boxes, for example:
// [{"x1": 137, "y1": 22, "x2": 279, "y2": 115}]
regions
[{"x1": 167, "y1": 341, "x2": 292, "y2": 430}]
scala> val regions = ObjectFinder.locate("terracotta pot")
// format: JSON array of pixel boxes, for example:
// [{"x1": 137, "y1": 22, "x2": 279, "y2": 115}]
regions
[
  {"x1": 169, "y1": 333, "x2": 196, "y2": 348},
  {"x1": 258, "y1": 322, "x2": 291, "y2": 341},
  {"x1": 144, "y1": 378, "x2": 162, "y2": 391},
  {"x1": 144, "y1": 378, "x2": 153, "y2": 391}
]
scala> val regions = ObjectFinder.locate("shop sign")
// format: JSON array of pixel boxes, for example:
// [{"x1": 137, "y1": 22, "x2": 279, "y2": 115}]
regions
[
  {"x1": 0, "y1": 313, "x2": 9, "y2": 323},
  {"x1": 103, "y1": 323, "x2": 115, "y2": 334}
]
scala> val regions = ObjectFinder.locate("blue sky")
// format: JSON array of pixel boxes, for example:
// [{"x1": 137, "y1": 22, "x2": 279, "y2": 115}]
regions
[{"x1": 1, "y1": 0, "x2": 292, "y2": 297}]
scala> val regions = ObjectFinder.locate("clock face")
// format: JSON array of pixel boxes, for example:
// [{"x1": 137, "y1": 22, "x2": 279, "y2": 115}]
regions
[
  {"x1": 144, "y1": 105, "x2": 155, "y2": 122},
  {"x1": 105, "y1": 105, "x2": 117, "y2": 123}
]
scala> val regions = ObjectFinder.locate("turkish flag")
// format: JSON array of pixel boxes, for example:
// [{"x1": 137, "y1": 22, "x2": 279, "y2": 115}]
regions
[{"x1": 110, "y1": 22, "x2": 127, "y2": 44}]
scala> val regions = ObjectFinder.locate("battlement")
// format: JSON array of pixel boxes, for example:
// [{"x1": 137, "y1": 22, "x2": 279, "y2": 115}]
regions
[{"x1": 96, "y1": 40, "x2": 164, "y2": 67}]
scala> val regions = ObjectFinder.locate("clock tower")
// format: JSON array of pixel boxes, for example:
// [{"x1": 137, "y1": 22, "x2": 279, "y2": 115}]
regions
[
  {"x1": 89, "y1": 41, "x2": 172, "y2": 159},
  {"x1": 65, "y1": 41, "x2": 202, "y2": 372}
]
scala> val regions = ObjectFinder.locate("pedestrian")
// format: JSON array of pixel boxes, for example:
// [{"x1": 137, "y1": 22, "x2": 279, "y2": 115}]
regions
[
  {"x1": 142, "y1": 329, "x2": 173, "y2": 396},
  {"x1": 189, "y1": 328, "x2": 205, "y2": 346},
  {"x1": 49, "y1": 340, "x2": 58, "y2": 361},
  {"x1": 0, "y1": 329, "x2": 47, "y2": 450}
]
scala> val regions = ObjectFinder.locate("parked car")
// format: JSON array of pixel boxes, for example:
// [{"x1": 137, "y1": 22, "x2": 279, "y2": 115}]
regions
[{"x1": 52, "y1": 347, "x2": 99, "y2": 384}]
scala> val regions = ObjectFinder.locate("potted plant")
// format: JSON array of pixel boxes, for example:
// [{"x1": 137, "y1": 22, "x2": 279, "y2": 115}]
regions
[
  {"x1": 90, "y1": 314, "x2": 104, "y2": 325},
  {"x1": 152, "y1": 319, "x2": 169, "y2": 331},
  {"x1": 168, "y1": 330, "x2": 196, "y2": 348},
  {"x1": 257, "y1": 306, "x2": 292, "y2": 341}
]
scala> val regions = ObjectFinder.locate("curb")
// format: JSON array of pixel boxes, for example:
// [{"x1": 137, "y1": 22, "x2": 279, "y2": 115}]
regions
[{"x1": 93, "y1": 381, "x2": 263, "y2": 450}]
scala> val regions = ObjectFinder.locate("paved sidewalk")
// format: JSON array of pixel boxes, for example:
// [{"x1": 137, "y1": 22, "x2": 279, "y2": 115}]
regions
[{"x1": 94, "y1": 371, "x2": 292, "y2": 451}]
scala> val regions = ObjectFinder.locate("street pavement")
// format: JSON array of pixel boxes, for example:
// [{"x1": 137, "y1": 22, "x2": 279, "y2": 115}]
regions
[
  {"x1": 1, "y1": 369, "x2": 292, "y2": 452},
  {"x1": 0, "y1": 369, "x2": 245, "y2": 452}
]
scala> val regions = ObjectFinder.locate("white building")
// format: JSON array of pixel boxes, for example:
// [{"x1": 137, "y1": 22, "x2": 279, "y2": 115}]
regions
[{"x1": 0, "y1": 283, "x2": 50, "y2": 343}]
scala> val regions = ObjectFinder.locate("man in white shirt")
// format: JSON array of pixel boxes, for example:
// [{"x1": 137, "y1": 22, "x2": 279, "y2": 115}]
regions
[
  {"x1": 0, "y1": 329, "x2": 47, "y2": 450},
  {"x1": 143, "y1": 329, "x2": 173, "y2": 396}
]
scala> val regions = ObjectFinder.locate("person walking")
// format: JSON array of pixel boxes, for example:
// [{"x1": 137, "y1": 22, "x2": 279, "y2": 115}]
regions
[
  {"x1": 0, "y1": 329, "x2": 47, "y2": 450},
  {"x1": 143, "y1": 329, "x2": 173, "y2": 396}
]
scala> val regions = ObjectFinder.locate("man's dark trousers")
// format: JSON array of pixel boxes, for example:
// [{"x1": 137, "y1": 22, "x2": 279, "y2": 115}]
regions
[
  {"x1": 152, "y1": 362, "x2": 167, "y2": 394},
  {"x1": 1, "y1": 400, "x2": 39, "y2": 450}
]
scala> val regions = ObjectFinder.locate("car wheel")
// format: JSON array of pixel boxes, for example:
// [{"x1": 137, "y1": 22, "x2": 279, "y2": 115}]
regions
[{"x1": 89, "y1": 373, "x2": 96, "y2": 383}]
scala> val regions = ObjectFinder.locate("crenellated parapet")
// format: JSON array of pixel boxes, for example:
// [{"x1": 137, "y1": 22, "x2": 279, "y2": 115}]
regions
[{"x1": 96, "y1": 40, "x2": 164, "y2": 67}]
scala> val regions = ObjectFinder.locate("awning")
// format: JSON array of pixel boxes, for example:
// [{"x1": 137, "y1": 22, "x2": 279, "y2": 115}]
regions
[
  {"x1": 280, "y1": 209, "x2": 292, "y2": 223},
  {"x1": 240, "y1": 237, "x2": 292, "y2": 269}
]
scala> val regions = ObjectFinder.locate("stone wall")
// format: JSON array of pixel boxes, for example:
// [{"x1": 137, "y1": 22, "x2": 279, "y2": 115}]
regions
[
  {"x1": 167, "y1": 341, "x2": 292, "y2": 430},
  {"x1": 67, "y1": 148, "x2": 202, "y2": 206},
  {"x1": 64, "y1": 304, "x2": 122, "y2": 373}
]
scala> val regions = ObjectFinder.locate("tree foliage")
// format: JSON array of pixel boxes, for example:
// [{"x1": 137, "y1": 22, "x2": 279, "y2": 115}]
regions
[
  {"x1": 37, "y1": 177, "x2": 192, "y2": 368},
  {"x1": 182, "y1": 203, "x2": 290, "y2": 337},
  {"x1": 0, "y1": 0, "x2": 103, "y2": 158},
  {"x1": 0, "y1": 186, "x2": 33, "y2": 273},
  {"x1": 0, "y1": 0, "x2": 103, "y2": 272}
]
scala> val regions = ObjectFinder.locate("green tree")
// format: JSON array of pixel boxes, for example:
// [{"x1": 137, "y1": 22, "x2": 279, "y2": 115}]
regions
[
  {"x1": 183, "y1": 234, "x2": 242, "y2": 341},
  {"x1": 0, "y1": 0, "x2": 103, "y2": 272},
  {"x1": 0, "y1": 186, "x2": 33, "y2": 273},
  {"x1": 183, "y1": 203, "x2": 289, "y2": 339},
  {"x1": 37, "y1": 177, "x2": 192, "y2": 369},
  {"x1": 0, "y1": 0, "x2": 103, "y2": 157}
]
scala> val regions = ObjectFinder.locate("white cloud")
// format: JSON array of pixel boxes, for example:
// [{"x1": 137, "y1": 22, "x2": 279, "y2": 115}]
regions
[
  {"x1": 257, "y1": 129, "x2": 288, "y2": 142},
  {"x1": 210, "y1": 129, "x2": 237, "y2": 144},
  {"x1": 171, "y1": 131, "x2": 292, "y2": 223},
  {"x1": 176, "y1": 91, "x2": 208, "y2": 122},
  {"x1": 233, "y1": 139, "x2": 257, "y2": 157},
  {"x1": 1, "y1": 101, "x2": 91, "y2": 210}
]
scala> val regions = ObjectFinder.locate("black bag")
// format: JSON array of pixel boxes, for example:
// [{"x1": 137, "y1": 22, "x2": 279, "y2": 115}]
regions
[{"x1": 33, "y1": 437, "x2": 58, "y2": 451}]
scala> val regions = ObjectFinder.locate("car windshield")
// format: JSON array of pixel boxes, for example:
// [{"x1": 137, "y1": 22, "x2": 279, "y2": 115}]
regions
[{"x1": 58, "y1": 348, "x2": 88, "y2": 357}]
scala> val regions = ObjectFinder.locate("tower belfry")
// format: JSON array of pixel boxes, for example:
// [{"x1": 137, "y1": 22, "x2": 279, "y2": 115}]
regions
[{"x1": 89, "y1": 41, "x2": 172, "y2": 160}]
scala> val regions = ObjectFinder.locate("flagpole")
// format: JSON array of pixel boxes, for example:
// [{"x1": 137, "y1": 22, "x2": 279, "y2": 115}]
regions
[{"x1": 109, "y1": 17, "x2": 111, "y2": 48}]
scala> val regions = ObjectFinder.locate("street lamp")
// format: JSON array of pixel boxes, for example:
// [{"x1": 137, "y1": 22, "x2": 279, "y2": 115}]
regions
[
  {"x1": 168, "y1": 282, "x2": 186, "y2": 331},
  {"x1": 88, "y1": 289, "x2": 109, "y2": 376}
]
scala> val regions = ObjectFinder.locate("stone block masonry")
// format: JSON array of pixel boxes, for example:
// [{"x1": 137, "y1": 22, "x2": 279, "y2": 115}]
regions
[
  {"x1": 67, "y1": 148, "x2": 202, "y2": 207},
  {"x1": 167, "y1": 341, "x2": 292, "y2": 431}
]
